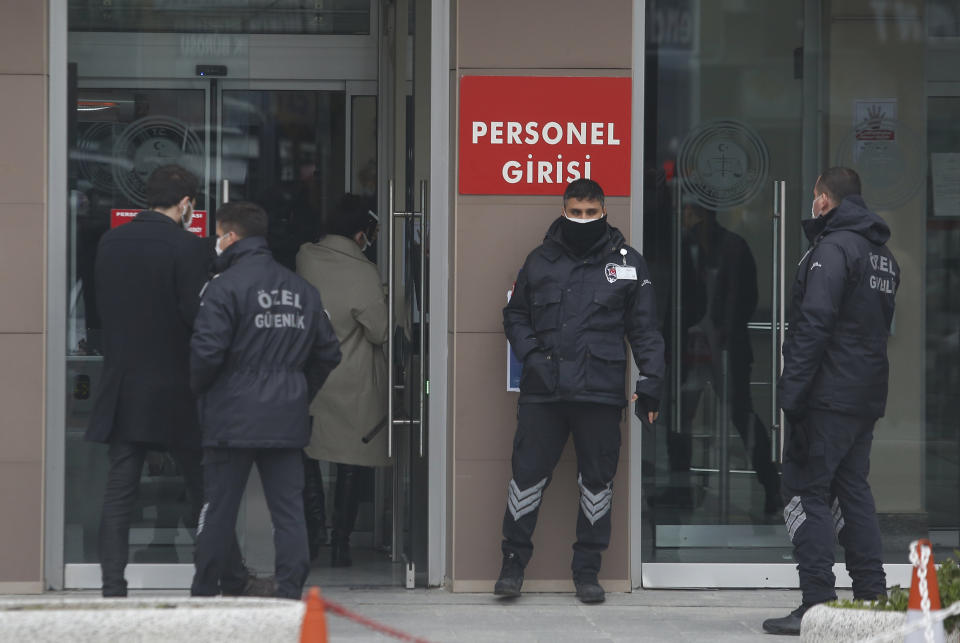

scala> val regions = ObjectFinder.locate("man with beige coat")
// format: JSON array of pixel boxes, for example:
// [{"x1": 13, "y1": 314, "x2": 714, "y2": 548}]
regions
[{"x1": 296, "y1": 196, "x2": 389, "y2": 567}]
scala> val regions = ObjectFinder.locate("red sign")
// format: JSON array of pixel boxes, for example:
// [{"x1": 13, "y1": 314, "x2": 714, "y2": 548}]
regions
[
  {"x1": 458, "y1": 76, "x2": 631, "y2": 196},
  {"x1": 110, "y1": 209, "x2": 208, "y2": 237}
]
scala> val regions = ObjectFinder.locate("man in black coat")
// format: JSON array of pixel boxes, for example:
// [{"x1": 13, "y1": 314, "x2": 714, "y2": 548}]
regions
[
  {"x1": 763, "y1": 167, "x2": 898, "y2": 635},
  {"x1": 189, "y1": 201, "x2": 341, "y2": 600},
  {"x1": 494, "y1": 179, "x2": 665, "y2": 604},
  {"x1": 86, "y1": 165, "x2": 248, "y2": 597}
]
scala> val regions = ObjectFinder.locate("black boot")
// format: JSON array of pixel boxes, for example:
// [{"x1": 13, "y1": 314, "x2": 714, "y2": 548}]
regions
[
  {"x1": 302, "y1": 455, "x2": 327, "y2": 561},
  {"x1": 493, "y1": 552, "x2": 524, "y2": 598},
  {"x1": 331, "y1": 464, "x2": 362, "y2": 567},
  {"x1": 573, "y1": 572, "x2": 606, "y2": 604},
  {"x1": 762, "y1": 603, "x2": 815, "y2": 635}
]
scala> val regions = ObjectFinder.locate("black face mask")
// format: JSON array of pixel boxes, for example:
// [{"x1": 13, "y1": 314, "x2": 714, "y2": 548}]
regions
[{"x1": 560, "y1": 215, "x2": 608, "y2": 255}]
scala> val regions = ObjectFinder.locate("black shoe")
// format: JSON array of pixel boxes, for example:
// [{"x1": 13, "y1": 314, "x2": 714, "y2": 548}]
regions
[
  {"x1": 762, "y1": 604, "x2": 812, "y2": 635},
  {"x1": 330, "y1": 540, "x2": 353, "y2": 567},
  {"x1": 223, "y1": 574, "x2": 276, "y2": 597},
  {"x1": 494, "y1": 553, "x2": 524, "y2": 598},
  {"x1": 574, "y1": 576, "x2": 605, "y2": 604}
]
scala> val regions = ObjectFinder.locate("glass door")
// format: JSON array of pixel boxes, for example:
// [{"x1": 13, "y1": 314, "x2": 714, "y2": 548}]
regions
[
  {"x1": 383, "y1": 0, "x2": 431, "y2": 588},
  {"x1": 641, "y1": 0, "x2": 803, "y2": 580},
  {"x1": 641, "y1": 0, "x2": 960, "y2": 588}
]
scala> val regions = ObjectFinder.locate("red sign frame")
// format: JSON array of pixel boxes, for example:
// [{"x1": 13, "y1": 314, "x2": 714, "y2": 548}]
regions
[
  {"x1": 110, "y1": 209, "x2": 209, "y2": 237},
  {"x1": 458, "y1": 76, "x2": 631, "y2": 196}
]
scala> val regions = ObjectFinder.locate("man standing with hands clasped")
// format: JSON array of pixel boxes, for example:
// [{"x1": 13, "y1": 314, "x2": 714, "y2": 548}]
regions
[
  {"x1": 763, "y1": 167, "x2": 898, "y2": 635},
  {"x1": 189, "y1": 201, "x2": 341, "y2": 600},
  {"x1": 494, "y1": 179, "x2": 664, "y2": 604}
]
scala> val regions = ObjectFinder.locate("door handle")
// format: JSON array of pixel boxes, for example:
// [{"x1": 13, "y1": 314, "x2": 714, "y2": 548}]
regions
[
  {"x1": 771, "y1": 180, "x2": 787, "y2": 463},
  {"x1": 672, "y1": 177, "x2": 683, "y2": 434},
  {"x1": 222, "y1": 179, "x2": 230, "y2": 204},
  {"x1": 387, "y1": 179, "x2": 427, "y2": 458}
]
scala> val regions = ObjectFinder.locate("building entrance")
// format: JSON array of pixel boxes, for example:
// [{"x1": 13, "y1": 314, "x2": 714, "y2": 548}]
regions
[{"x1": 60, "y1": 0, "x2": 432, "y2": 591}]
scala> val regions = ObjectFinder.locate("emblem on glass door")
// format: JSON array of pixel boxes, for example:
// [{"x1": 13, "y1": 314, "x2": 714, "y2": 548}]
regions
[{"x1": 677, "y1": 119, "x2": 769, "y2": 209}]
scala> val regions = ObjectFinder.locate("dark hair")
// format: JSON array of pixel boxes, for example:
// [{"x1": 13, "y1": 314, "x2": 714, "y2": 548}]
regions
[
  {"x1": 816, "y1": 167, "x2": 861, "y2": 202},
  {"x1": 326, "y1": 193, "x2": 377, "y2": 239},
  {"x1": 563, "y1": 178, "x2": 605, "y2": 208},
  {"x1": 145, "y1": 164, "x2": 199, "y2": 209},
  {"x1": 217, "y1": 201, "x2": 268, "y2": 239}
]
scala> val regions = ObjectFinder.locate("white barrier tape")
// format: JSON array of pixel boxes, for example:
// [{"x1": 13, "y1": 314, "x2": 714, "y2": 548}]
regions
[{"x1": 854, "y1": 601, "x2": 960, "y2": 643}]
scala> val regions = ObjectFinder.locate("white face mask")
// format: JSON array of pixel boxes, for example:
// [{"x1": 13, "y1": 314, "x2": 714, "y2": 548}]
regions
[
  {"x1": 358, "y1": 232, "x2": 371, "y2": 252},
  {"x1": 180, "y1": 203, "x2": 194, "y2": 231},
  {"x1": 563, "y1": 211, "x2": 606, "y2": 224},
  {"x1": 214, "y1": 231, "x2": 231, "y2": 257}
]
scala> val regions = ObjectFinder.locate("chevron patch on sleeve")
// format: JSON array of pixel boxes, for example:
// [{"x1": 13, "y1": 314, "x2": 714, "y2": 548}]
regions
[
  {"x1": 507, "y1": 477, "x2": 549, "y2": 521},
  {"x1": 578, "y1": 474, "x2": 613, "y2": 525}
]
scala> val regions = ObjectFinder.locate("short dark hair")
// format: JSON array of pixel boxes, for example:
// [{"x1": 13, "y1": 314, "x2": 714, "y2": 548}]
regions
[
  {"x1": 326, "y1": 193, "x2": 377, "y2": 238},
  {"x1": 217, "y1": 201, "x2": 268, "y2": 239},
  {"x1": 145, "y1": 164, "x2": 199, "y2": 209},
  {"x1": 816, "y1": 167, "x2": 861, "y2": 202},
  {"x1": 563, "y1": 178, "x2": 605, "y2": 208}
]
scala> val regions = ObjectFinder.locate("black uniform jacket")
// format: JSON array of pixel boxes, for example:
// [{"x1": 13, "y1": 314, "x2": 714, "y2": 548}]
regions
[
  {"x1": 190, "y1": 236, "x2": 342, "y2": 449},
  {"x1": 778, "y1": 196, "x2": 899, "y2": 420},
  {"x1": 504, "y1": 218, "x2": 665, "y2": 407},
  {"x1": 86, "y1": 211, "x2": 210, "y2": 448}
]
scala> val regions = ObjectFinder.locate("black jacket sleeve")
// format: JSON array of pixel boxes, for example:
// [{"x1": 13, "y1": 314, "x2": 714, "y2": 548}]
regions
[
  {"x1": 503, "y1": 263, "x2": 541, "y2": 361},
  {"x1": 306, "y1": 308, "x2": 342, "y2": 401},
  {"x1": 778, "y1": 241, "x2": 848, "y2": 415},
  {"x1": 174, "y1": 235, "x2": 213, "y2": 329},
  {"x1": 625, "y1": 255, "x2": 665, "y2": 401},
  {"x1": 189, "y1": 278, "x2": 234, "y2": 395}
]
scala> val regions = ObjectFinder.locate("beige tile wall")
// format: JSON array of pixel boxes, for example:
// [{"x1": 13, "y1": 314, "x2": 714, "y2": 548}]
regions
[
  {"x1": 0, "y1": 0, "x2": 48, "y2": 590},
  {"x1": 451, "y1": 0, "x2": 634, "y2": 589}
]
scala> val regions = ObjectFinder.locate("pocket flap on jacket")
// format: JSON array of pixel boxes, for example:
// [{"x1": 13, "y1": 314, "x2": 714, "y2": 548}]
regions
[
  {"x1": 593, "y1": 289, "x2": 624, "y2": 309},
  {"x1": 532, "y1": 287, "x2": 562, "y2": 306},
  {"x1": 589, "y1": 341, "x2": 626, "y2": 362}
]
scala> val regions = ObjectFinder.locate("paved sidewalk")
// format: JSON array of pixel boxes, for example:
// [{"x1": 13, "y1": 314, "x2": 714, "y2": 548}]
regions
[
  {"x1": 315, "y1": 587, "x2": 813, "y2": 642},
  {"x1": 8, "y1": 586, "x2": 831, "y2": 642}
]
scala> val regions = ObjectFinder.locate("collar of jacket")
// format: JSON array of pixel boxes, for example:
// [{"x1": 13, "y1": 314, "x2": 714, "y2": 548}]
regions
[
  {"x1": 133, "y1": 210, "x2": 179, "y2": 226},
  {"x1": 540, "y1": 216, "x2": 626, "y2": 262},
  {"x1": 801, "y1": 194, "x2": 890, "y2": 246},
  {"x1": 312, "y1": 233, "x2": 369, "y2": 262},
  {"x1": 214, "y1": 235, "x2": 271, "y2": 272}
]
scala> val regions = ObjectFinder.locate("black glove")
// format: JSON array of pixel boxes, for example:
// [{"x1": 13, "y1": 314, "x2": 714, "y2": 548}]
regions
[
  {"x1": 633, "y1": 384, "x2": 659, "y2": 427},
  {"x1": 784, "y1": 409, "x2": 809, "y2": 465}
]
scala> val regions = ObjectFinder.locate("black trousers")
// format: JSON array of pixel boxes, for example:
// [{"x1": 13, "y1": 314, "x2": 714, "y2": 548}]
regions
[
  {"x1": 191, "y1": 447, "x2": 309, "y2": 599},
  {"x1": 781, "y1": 409, "x2": 886, "y2": 605},
  {"x1": 98, "y1": 441, "x2": 245, "y2": 596},
  {"x1": 501, "y1": 401, "x2": 622, "y2": 579}
]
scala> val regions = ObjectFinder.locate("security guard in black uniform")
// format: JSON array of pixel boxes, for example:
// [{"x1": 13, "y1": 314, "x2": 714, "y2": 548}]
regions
[
  {"x1": 763, "y1": 167, "x2": 898, "y2": 635},
  {"x1": 189, "y1": 201, "x2": 341, "y2": 599},
  {"x1": 494, "y1": 179, "x2": 665, "y2": 604}
]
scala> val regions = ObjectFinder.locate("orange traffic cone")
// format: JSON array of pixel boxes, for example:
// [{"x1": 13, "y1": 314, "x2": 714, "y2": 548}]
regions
[
  {"x1": 905, "y1": 539, "x2": 946, "y2": 643},
  {"x1": 300, "y1": 586, "x2": 329, "y2": 642}
]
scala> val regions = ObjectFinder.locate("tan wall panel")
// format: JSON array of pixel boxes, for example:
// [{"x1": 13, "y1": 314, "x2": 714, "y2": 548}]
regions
[
  {"x1": 0, "y1": 462, "x2": 43, "y2": 582},
  {"x1": 453, "y1": 332, "x2": 516, "y2": 461},
  {"x1": 458, "y1": 0, "x2": 631, "y2": 70},
  {"x1": 0, "y1": 75, "x2": 46, "y2": 204},
  {"x1": 0, "y1": 334, "x2": 44, "y2": 463},
  {"x1": 0, "y1": 204, "x2": 45, "y2": 333},
  {"x1": 0, "y1": 1, "x2": 45, "y2": 75}
]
